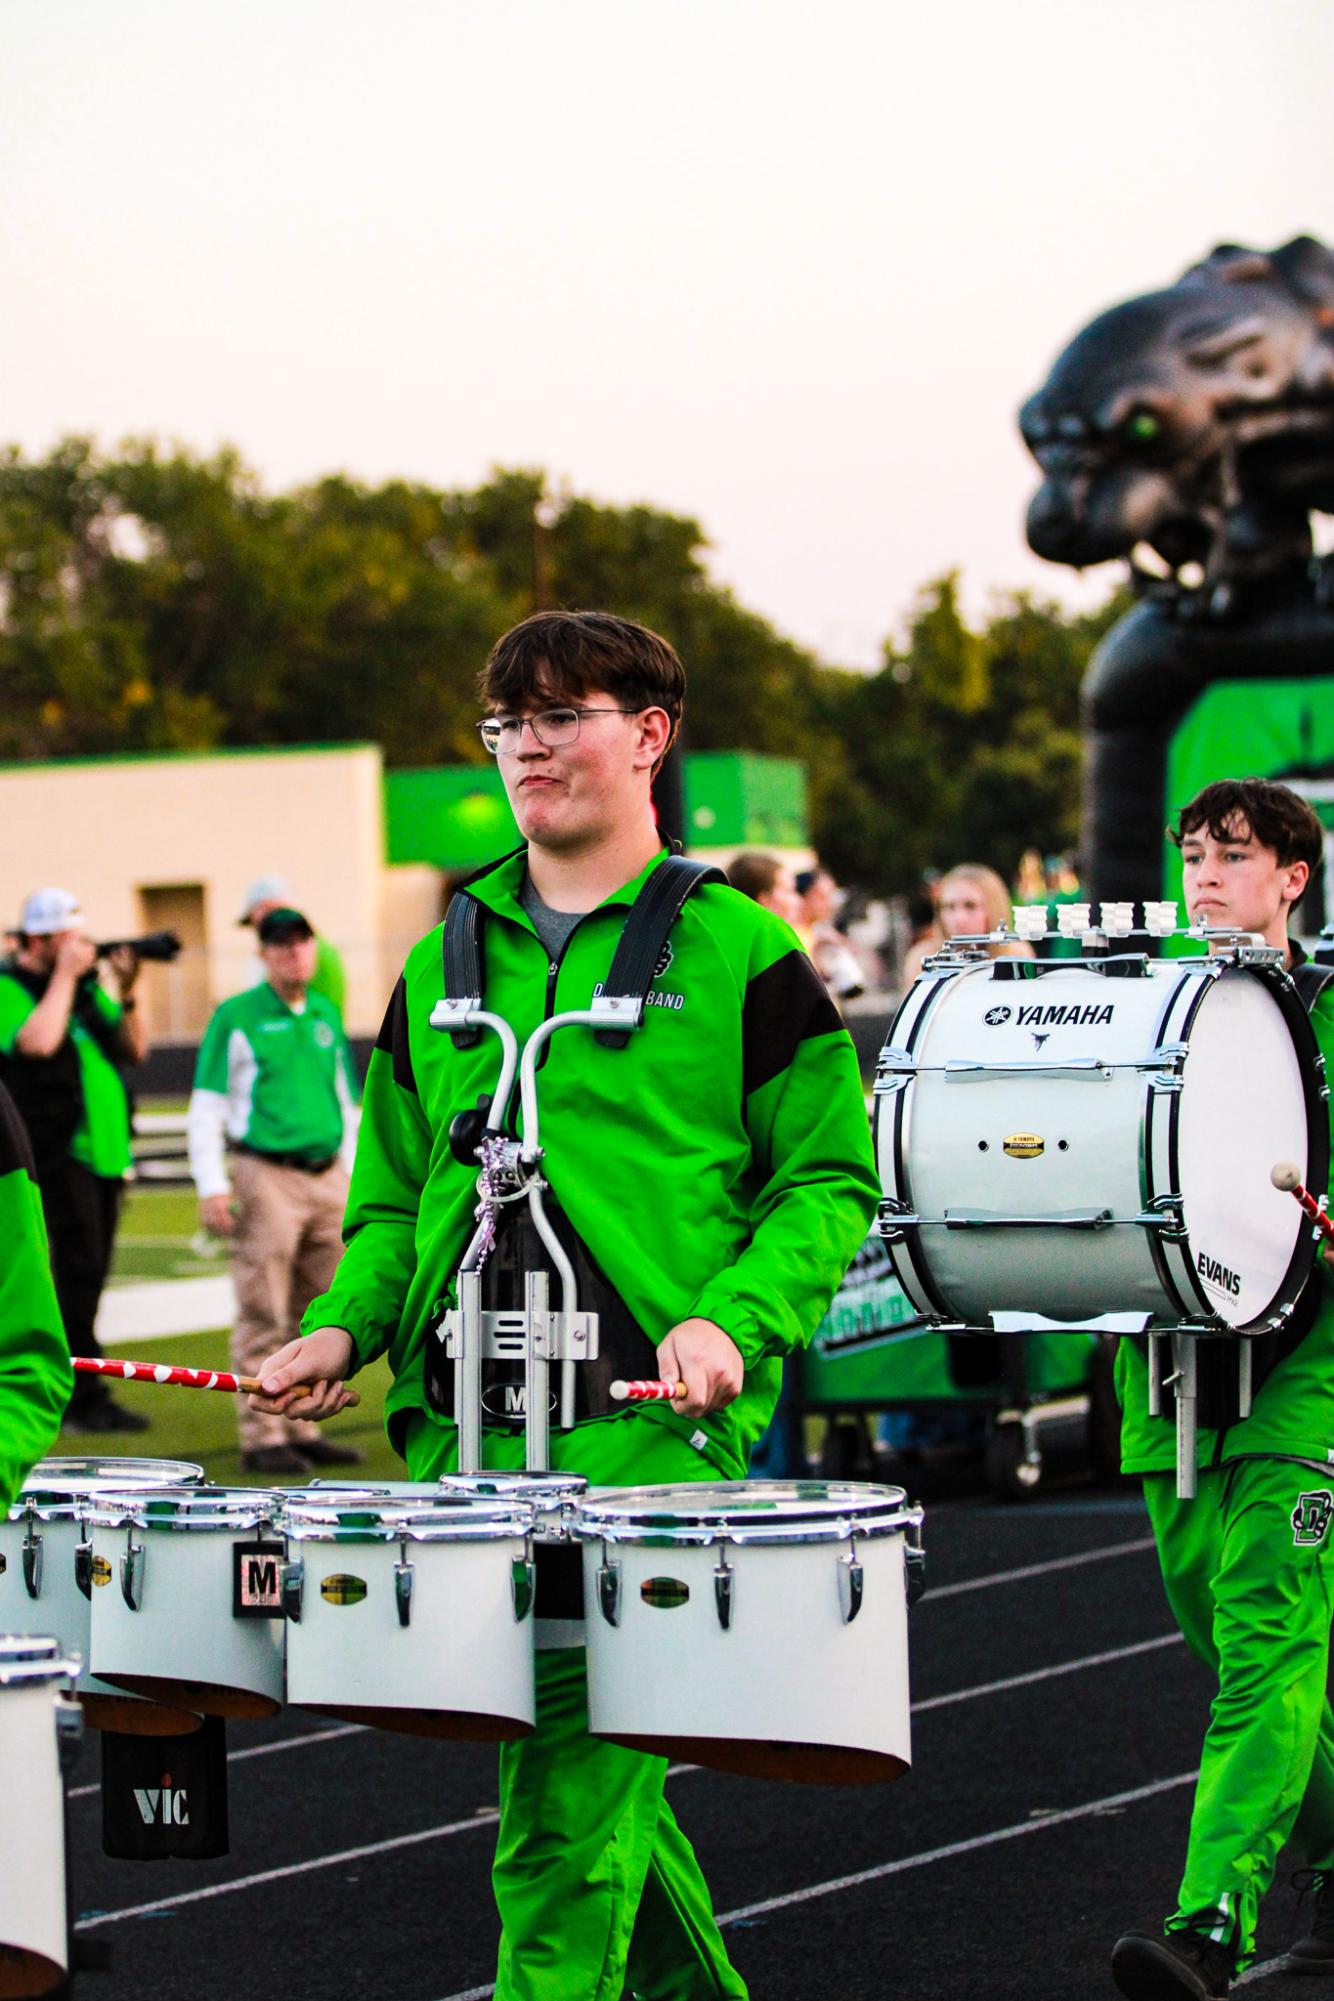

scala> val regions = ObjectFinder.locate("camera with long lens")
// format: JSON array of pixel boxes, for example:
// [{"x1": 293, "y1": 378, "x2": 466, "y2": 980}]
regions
[{"x1": 94, "y1": 929, "x2": 183, "y2": 964}]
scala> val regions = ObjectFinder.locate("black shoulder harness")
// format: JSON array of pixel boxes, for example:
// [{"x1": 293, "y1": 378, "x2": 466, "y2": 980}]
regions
[{"x1": 439, "y1": 853, "x2": 726, "y2": 1050}]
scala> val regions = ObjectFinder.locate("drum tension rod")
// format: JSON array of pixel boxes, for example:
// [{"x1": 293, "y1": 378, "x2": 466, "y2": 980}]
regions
[
  {"x1": 838, "y1": 1535, "x2": 864, "y2": 1625},
  {"x1": 713, "y1": 1547, "x2": 735, "y2": 1631},
  {"x1": 395, "y1": 1535, "x2": 415, "y2": 1629},
  {"x1": 21, "y1": 1521, "x2": 43, "y2": 1601},
  {"x1": 596, "y1": 1540, "x2": 621, "y2": 1627}
]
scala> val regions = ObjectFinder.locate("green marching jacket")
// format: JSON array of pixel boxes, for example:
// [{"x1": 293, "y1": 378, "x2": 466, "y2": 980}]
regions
[
  {"x1": 304, "y1": 847, "x2": 880, "y2": 1477},
  {"x1": 0, "y1": 1082, "x2": 73, "y2": 1509},
  {"x1": 1117, "y1": 981, "x2": 1334, "y2": 1474}
]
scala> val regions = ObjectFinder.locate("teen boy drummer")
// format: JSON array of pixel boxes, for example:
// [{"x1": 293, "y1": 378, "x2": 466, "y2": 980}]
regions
[
  {"x1": 1113, "y1": 778, "x2": 1334, "y2": 2001},
  {"x1": 250, "y1": 611, "x2": 880, "y2": 2001}
]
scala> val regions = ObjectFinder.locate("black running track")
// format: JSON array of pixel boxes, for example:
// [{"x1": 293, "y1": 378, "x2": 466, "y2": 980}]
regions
[{"x1": 64, "y1": 1482, "x2": 1326, "y2": 2001}]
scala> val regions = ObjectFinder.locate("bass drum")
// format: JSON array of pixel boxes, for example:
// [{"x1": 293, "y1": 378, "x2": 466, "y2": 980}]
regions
[{"x1": 874, "y1": 951, "x2": 1328, "y2": 1332}]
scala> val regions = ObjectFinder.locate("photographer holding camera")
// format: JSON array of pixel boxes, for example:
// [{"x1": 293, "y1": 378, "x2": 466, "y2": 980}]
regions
[{"x1": 0, "y1": 887, "x2": 149, "y2": 1432}]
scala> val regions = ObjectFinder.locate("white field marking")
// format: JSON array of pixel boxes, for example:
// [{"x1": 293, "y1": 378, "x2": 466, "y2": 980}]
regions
[
  {"x1": 427, "y1": 1770, "x2": 1202, "y2": 2001},
  {"x1": 912, "y1": 1631, "x2": 1183, "y2": 1712},
  {"x1": 76, "y1": 1757, "x2": 699, "y2": 1931},
  {"x1": 1237, "y1": 1952, "x2": 1289, "y2": 1986},
  {"x1": 67, "y1": 1723, "x2": 365, "y2": 1800},
  {"x1": 927, "y1": 1536, "x2": 1158, "y2": 1600}
]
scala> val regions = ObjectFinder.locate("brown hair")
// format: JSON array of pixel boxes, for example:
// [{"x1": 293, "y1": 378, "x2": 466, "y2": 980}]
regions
[
  {"x1": 726, "y1": 851, "x2": 785, "y2": 902},
  {"x1": 1170, "y1": 778, "x2": 1323, "y2": 871},
  {"x1": 479, "y1": 611, "x2": 685, "y2": 761}
]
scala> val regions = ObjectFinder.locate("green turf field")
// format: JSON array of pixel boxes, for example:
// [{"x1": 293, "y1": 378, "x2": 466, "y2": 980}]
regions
[{"x1": 110, "y1": 1186, "x2": 224, "y2": 1283}]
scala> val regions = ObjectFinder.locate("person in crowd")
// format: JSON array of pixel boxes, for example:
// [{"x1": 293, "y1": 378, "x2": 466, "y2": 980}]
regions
[
  {"x1": 795, "y1": 865, "x2": 866, "y2": 1004},
  {"x1": 0, "y1": 888, "x2": 148, "y2": 1432},
  {"x1": 238, "y1": 874, "x2": 347, "y2": 1017},
  {"x1": 0, "y1": 1078, "x2": 73, "y2": 1508},
  {"x1": 1112, "y1": 779, "x2": 1334, "y2": 2001},
  {"x1": 249, "y1": 610, "x2": 878, "y2": 2001},
  {"x1": 188, "y1": 907, "x2": 364, "y2": 1476},
  {"x1": 724, "y1": 849, "x2": 803, "y2": 926},
  {"x1": 901, "y1": 862, "x2": 1034, "y2": 985}
]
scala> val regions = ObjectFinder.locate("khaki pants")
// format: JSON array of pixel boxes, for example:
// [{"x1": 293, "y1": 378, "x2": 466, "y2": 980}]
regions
[{"x1": 229, "y1": 1153, "x2": 349, "y2": 1452}]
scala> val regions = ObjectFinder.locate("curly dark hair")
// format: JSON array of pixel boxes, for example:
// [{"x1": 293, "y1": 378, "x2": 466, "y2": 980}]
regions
[{"x1": 1170, "y1": 777, "x2": 1323, "y2": 871}]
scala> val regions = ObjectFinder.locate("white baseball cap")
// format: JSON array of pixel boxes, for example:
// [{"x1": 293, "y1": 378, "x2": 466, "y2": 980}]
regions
[
  {"x1": 19, "y1": 887, "x2": 84, "y2": 936},
  {"x1": 238, "y1": 874, "x2": 294, "y2": 925}
]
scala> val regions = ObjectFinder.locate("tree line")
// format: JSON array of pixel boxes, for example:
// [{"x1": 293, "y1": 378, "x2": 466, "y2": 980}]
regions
[{"x1": 0, "y1": 439, "x2": 1126, "y2": 895}]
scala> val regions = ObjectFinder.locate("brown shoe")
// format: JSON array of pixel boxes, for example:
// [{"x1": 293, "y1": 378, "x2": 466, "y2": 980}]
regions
[
  {"x1": 297, "y1": 1439, "x2": 366, "y2": 1468},
  {"x1": 243, "y1": 1446, "x2": 310, "y2": 1475}
]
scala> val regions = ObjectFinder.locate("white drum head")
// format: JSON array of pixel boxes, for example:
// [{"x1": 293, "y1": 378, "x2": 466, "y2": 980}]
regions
[{"x1": 1178, "y1": 969, "x2": 1309, "y2": 1327}]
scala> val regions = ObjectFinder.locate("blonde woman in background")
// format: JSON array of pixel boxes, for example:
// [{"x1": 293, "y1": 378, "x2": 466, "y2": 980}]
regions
[{"x1": 901, "y1": 862, "x2": 1034, "y2": 986}]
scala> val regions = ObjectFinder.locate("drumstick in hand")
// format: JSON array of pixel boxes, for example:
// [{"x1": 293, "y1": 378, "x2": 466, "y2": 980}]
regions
[
  {"x1": 1271, "y1": 1161, "x2": 1334, "y2": 1246},
  {"x1": 609, "y1": 1378, "x2": 687, "y2": 1402},
  {"x1": 72, "y1": 1355, "x2": 361, "y2": 1406}
]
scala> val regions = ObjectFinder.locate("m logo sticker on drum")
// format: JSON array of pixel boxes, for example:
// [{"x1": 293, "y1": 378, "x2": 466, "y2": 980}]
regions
[
  {"x1": 233, "y1": 1541, "x2": 284, "y2": 1619},
  {"x1": 1292, "y1": 1492, "x2": 1334, "y2": 1546},
  {"x1": 1003, "y1": 1133, "x2": 1045, "y2": 1158},
  {"x1": 320, "y1": 1573, "x2": 369, "y2": 1607},
  {"x1": 90, "y1": 1554, "x2": 112, "y2": 1587},
  {"x1": 640, "y1": 1577, "x2": 690, "y2": 1609}
]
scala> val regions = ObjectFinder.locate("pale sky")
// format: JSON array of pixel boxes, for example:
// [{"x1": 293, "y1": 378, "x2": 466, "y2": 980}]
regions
[{"x1": 3, "y1": 0, "x2": 1332, "y2": 666}]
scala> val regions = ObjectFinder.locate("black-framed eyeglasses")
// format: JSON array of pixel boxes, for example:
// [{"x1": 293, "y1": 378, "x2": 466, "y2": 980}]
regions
[{"x1": 475, "y1": 705, "x2": 646, "y2": 755}]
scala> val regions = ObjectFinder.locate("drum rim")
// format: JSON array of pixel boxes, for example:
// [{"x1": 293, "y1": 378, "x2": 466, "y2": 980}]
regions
[
  {"x1": 86, "y1": 1485, "x2": 285, "y2": 1532},
  {"x1": 571, "y1": 1479, "x2": 920, "y2": 1545},
  {"x1": 0, "y1": 1634, "x2": 81, "y2": 1685},
  {"x1": 283, "y1": 1497, "x2": 536, "y2": 1542}
]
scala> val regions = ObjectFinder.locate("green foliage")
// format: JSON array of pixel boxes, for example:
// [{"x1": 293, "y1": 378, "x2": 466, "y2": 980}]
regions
[{"x1": 0, "y1": 437, "x2": 1122, "y2": 895}]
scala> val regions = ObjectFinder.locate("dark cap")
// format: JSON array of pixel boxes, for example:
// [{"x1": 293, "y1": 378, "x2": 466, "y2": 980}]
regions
[{"x1": 257, "y1": 906, "x2": 314, "y2": 946}]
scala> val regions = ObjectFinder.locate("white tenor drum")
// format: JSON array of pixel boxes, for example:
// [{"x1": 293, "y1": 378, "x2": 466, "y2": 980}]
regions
[
  {"x1": 875, "y1": 950, "x2": 1328, "y2": 1330},
  {"x1": 283, "y1": 1493, "x2": 538, "y2": 1739},
  {"x1": 437, "y1": 1473, "x2": 588, "y2": 1650},
  {"x1": 0, "y1": 1458, "x2": 205, "y2": 1735},
  {"x1": 0, "y1": 1638, "x2": 80, "y2": 2000},
  {"x1": 88, "y1": 1488, "x2": 286, "y2": 1719},
  {"x1": 573, "y1": 1481, "x2": 923, "y2": 1785}
]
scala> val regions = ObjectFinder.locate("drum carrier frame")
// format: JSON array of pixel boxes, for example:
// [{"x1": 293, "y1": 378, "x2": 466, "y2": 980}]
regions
[{"x1": 429, "y1": 855, "x2": 724, "y2": 1472}]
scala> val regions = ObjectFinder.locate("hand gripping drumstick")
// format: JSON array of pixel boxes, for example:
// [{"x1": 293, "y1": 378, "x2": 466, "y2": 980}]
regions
[
  {"x1": 71, "y1": 1355, "x2": 361, "y2": 1406},
  {"x1": 1271, "y1": 1161, "x2": 1334, "y2": 1246},
  {"x1": 609, "y1": 1377, "x2": 687, "y2": 1402}
]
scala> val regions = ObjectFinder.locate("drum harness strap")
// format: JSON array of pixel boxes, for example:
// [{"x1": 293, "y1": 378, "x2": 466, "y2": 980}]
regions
[{"x1": 426, "y1": 853, "x2": 726, "y2": 1472}]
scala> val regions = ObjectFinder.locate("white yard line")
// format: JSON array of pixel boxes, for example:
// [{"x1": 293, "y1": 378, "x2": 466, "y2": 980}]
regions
[
  {"x1": 928, "y1": 1536, "x2": 1157, "y2": 1599},
  {"x1": 428, "y1": 1770, "x2": 1202, "y2": 2001},
  {"x1": 68, "y1": 1723, "x2": 364, "y2": 1801},
  {"x1": 912, "y1": 1631, "x2": 1182, "y2": 1712}
]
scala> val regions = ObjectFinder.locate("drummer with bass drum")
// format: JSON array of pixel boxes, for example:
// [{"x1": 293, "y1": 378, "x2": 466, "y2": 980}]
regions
[
  {"x1": 1112, "y1": 779, "x2": 1334, "y2": 2001},
  {"x1": 247, "y1": 610, "x2": 880, "y2": 2001}
]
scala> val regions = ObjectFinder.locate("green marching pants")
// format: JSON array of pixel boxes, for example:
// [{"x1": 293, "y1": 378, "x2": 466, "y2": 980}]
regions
[
  {"x1": 1143, "y1": 1459, "x2": 1334, "y2": 1968},
  {"x1": 406, "y1": 1412, "x2": 750, "y2": 2001}
]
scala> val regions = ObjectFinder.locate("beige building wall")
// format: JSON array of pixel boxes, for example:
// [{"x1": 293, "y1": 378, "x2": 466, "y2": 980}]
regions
[
  {"x1": 379, "y1": 864, "x2": 447, "y2": 1000},
  {"x1": 0, "y1": 746, "x2": 394, "y2": 1039}
]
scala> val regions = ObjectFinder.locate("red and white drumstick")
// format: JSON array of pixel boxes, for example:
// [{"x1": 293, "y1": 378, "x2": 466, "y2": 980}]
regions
[
  {"x1": 72, "y1": 1355, "x2": 361, "y2": 1407},
  {"x1": 1271, "y1": 1161, "x2": 1334, "y2": 1246},
  {"x1": 609, "y1": 1377, "x2": 686, "y2": 1402}
]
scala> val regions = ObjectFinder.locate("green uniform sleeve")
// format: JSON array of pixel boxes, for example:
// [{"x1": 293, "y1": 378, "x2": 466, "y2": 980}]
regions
[
  {"x1": 193, "y1": 1002, "x2": 235, "y2": 1094},
  {"x1": 302, "y1": 977, "x2": 430, "y2": 1365},
  {"x1": 686, "y1": 941, "x2": 880, "y2": 1364},
  {"x1": 0, "y1": 1084, "x2": 72, "y2": 1509},
  {"x1": 0, "y1": 976, "x2": 34, "y2": 1056}
]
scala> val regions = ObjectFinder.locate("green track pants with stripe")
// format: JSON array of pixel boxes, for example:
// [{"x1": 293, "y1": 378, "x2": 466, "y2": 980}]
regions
[
  {"x1": 405, "y1": 1411, "x2": 749, "y2": 2001},
  {"x1": 1143, "y1": 1459, "x2": 1334, "y2": 1968}
]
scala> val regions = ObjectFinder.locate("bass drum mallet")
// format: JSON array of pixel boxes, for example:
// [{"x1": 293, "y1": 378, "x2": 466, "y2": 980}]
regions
[{"x1": 1270, "y1": 1161, "x2": 1334, "y2": 1246}]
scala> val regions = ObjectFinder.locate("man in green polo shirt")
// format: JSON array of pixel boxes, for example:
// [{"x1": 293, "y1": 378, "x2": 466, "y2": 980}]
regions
[
  {"x1": 0, "y1": 1078, "x2": 72, "y2": 1508},
  {"x1": 0, "y1": 886, "x2": 147, "y2": 1432},
  {"x1": 188, "y1": 906, "x2": 363, "y2": 1475}
]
